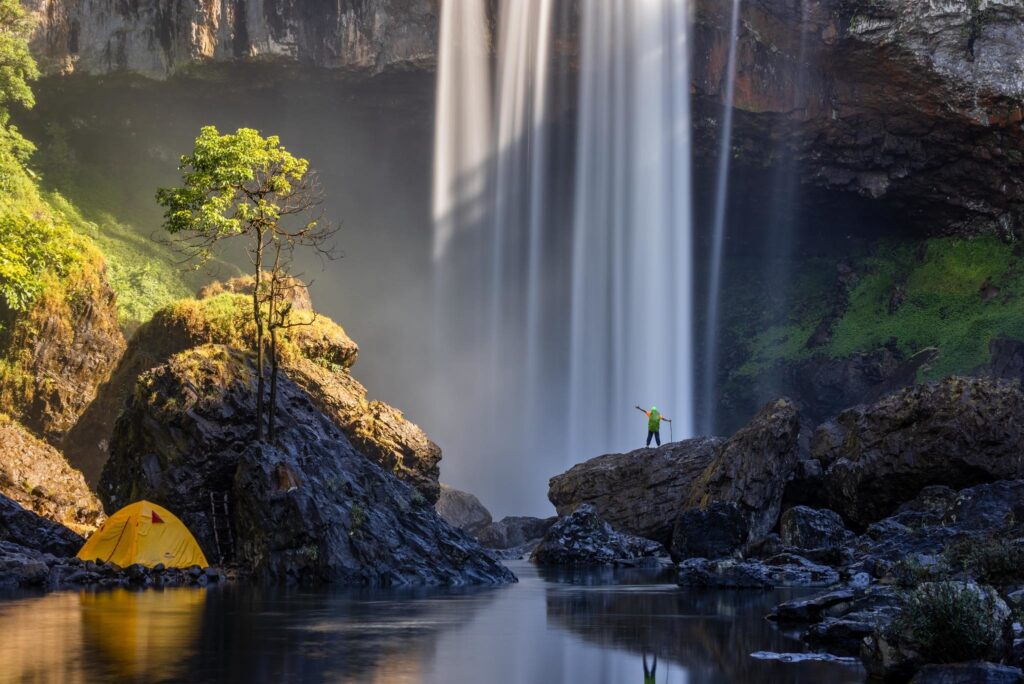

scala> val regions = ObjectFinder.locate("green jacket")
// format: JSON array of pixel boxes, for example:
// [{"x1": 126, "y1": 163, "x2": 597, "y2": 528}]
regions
[{"x1": 647, "y1": 410, "x2": 661, "y2": 432}]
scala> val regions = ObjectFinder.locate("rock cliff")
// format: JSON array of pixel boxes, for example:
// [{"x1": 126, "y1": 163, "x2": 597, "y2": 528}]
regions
[
  {"x1": 24, "y1": 0, "x2": 439, "y2": 77},
  {"x1": 99, "y1": 344, "x2": 513, "y2": 586}
]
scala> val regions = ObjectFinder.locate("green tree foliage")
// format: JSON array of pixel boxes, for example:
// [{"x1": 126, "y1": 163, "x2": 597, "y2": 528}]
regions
[
  {"x1": 0, "y1": 0, "x2": 38, "y2": 174},
  {"x1": 157, "y1": 126, "x2": 334, "y2": 440}
]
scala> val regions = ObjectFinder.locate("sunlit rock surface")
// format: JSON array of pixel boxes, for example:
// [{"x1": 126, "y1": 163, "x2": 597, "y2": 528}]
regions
[
  {"x1": 65, "y1": 278, "x2": 441, "y2": 503},
  {"x1": 100, "y1": 345, "x2": 514, "y2": 586},
  {"x1": 0, "y1": 416, "x2": 103, "y2": 537}
]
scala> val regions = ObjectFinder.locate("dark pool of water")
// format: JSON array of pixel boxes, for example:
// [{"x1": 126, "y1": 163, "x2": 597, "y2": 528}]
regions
[{"x1": 0, "y1": 561, "x2": 865, "y2": 683}]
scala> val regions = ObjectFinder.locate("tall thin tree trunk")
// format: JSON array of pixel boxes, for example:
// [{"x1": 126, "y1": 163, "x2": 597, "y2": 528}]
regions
[
  {"x1": 254, "y1": 229, "x2": 266, "y2": 442},
  {"x1": 269, "y1": 323, "x2": 279, "y2": 441}
]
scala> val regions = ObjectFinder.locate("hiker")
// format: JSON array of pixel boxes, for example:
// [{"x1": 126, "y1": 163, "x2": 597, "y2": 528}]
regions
[{"x1": 635, "y1": 405, "x2": 671, "y2": 447}]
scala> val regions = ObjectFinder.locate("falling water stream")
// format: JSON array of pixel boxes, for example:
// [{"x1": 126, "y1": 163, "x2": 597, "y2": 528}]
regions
[
  {"x1": 700, "y1": 0, "x2": 743, "y2": 435},
  {"x1": 432, "y1": 0, "x2": 697, "y2": 513}
]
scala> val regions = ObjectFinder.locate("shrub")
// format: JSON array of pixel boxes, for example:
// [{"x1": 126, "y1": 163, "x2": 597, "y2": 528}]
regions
[
  {"x1": 892, "y1": 581, "x2": 1008, "y2": 664},
  {"x1": 946, "y1": 536, "x2": 1024, "y2": 585}
]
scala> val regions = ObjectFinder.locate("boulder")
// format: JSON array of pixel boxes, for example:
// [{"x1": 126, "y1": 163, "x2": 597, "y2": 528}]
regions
[
  {"x1": 670, "y1": 501, "x2": 749, "y2": 561},
  {"x1": 100, "y1": 344, "x2": 514, "y2": 586},
  {"x1": 476, "y1": 516, "x2": 556, "y2": 550},
  {"x1": 676, "y1": 553, "x2": 839, "y2": 589},
  {"x1": 910, "y1": 663, "x2": 1024, "y2": 684},
  {"x1": 0, "y1": 415, "x2": 104, "y2": 536},
  {"x1": 780, "y1": 506, "x2": 853, "y2": 557},
  {"x1": 547, "y1": 438, "x2": 719, "y2": 545},
  {"x1": 769, "y1": 589, "x2": 857, "y2": 623},
  {"x1": 434, "y1": 484, "x2": 492, "y2": 535},
  {"x1": 0, "y1": 493, "x2": 83, "y2": 557},
  {"x1": 813, "y1": 377, "x2": 1024, "y2": 529},
  {"x1": 530, "y1": 505, "x2": 666, "y2": 566},
  {"x1": 65, "y1": 282, "x2": 441, "y2": 503},
  {"x1": 685, "y1": 398, "x2": 802, "y2": 543}
]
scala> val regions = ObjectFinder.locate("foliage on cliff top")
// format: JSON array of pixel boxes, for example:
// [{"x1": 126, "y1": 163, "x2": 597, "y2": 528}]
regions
[{"x1": 728, "y1": 236, "x2": 1024, "y2": 383}]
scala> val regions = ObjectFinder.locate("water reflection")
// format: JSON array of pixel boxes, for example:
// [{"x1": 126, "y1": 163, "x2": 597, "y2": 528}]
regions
[{"x1": 0, "y1": 562, "x2": 865, "y2": 683}]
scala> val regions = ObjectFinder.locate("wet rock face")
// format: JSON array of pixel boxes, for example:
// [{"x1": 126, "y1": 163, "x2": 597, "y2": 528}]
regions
[
  {"x1": 0, "y1": 493, "x2": 83, "y2": 557},
  {"x1": 909, "y1": 663, "x2": 1024, "y2": 684},
  {"x1": 813, "y1": 376, "x2": 1024, "y2": 529},
  {"x1": 101, "y1": 344, "x2": 513, "y2": 586},
  {"x1": 687, "y1": 399, "x2": 802, "y2": 543},
  {"x1": 531, "y1": 505, "x2": 666, "y2": 566},
  {"x1": 0, "y1": 416, "x2": 104, "y2": 537},
  {"x1": 434, "y1": 484, "x2": 492, "y2": 535},
  {"x1": 25, "y1": 0, "x2": 439, "y2": 76},
  {"x1": 547, "y1": 438, "x2": 719, "y2": 546}
]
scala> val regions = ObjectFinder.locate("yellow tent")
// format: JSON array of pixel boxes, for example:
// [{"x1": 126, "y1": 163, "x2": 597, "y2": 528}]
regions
[{"x1": 77, "y1": 500, "x2": 209, "y2": 569}]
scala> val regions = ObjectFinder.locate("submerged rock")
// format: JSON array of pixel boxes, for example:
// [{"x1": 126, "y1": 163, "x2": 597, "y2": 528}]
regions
[
  {"x1": 547, "y1": 438, "x2": 719, "y2": 545},
  {"x1": 531, "y1": 505, "x2": 666, "y2": 566},
  {"x1": 100, "y1": 344, "x2": 514, "y2": 586},
  {"x1": 676, "y1": 554, "x2": 839, "y2": 589},
  {"x1": 813, "y1": 377, "x2": 1024, "y2": 529},
  {"x1": 435, "y1": 484, "x2": 493, "y2": 535},
  {"x1": 0, "y1": 415, "x2": 104, "y2": 536}
]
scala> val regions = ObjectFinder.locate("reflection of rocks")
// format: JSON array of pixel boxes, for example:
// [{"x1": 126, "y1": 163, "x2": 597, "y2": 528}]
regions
[
  {"x1": 435, "y1": 484, "x2": 492, "y2": 535},
  {"x1": 547, "y1": 438, "x2": 718, "y2": 545},
  {"x1": 910, "y1": 663, "x2": 1023, "y2": 684},
  {"x1": 676, "y1": 554, "x2": 839, "y2": 589},
  {"x1": 531, "y1": 505, "x2": 665, "y2": 566},
  {"x1": 813, "y1": 377, "x2": 1024, "y2": 529},
  {"x1": 546, "y1": 574, "x2": 861, "y2": 684},
  {"x1": 101, "y1": 345, "x2": 514, "y2": 586}
]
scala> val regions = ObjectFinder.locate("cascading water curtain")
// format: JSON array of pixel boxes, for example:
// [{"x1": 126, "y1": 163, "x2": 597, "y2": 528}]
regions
[
  {"x1": 701, "y1": 0, "x2": 742, "y2": 435},
  {"x1": 569, "y1": 0, "x2": 695, "y2": 464}
]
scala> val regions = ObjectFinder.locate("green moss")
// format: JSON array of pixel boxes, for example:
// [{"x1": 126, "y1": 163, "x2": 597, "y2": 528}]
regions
[{"x1": 828, "y1": 237, "x2": 1024, "y2": 379}]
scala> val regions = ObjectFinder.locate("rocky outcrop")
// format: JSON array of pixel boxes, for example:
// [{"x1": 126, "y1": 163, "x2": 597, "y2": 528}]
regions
[
  {"x1": 813, "y1": 377, "x2": 1024, "y2": 529},
  {"x1": 686, "y1": 398, "x2": 802, "y2": 543},
  {"x1": 99, "y1": 344, "x2": 512, "y2": 586},
  {"x1": 434, "y1": 484, "x2": 492, "y2": 535},
  {"x1": 547, "y1": 438, "x2": 719, "y2": 545},
  {"x1": 910, "y1": 663, "x2": 1024, "y2": 684},
  {"x1": 530, "y1": 504, "x2": 666, "y2": 566},
  {"x1": 25, "y1": 0, "x2": 439, "y2": 77},
  {"x1": 0, "y1": 493, "x2": 84, "y2": 557},
  {"x1": 65, "y1": 282, "x2": 440, "y2": 503},
  {"x1": 0, "y1": 249, "x2": 125, "y2": 446},
  {"x1": 0, "y1": 416, "x2": 103, "y2": 536},
  {"x1": 676, "y1": 553, "x2": 839, "y2": 589}
]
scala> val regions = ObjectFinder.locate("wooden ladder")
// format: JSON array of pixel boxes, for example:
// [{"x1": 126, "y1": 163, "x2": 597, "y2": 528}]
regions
[{"x1": 209, "y1": 491, "x2": 234, "y2": 565}]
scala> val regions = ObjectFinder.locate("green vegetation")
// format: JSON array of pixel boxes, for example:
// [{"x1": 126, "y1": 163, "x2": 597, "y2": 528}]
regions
[
  {"x1": 946, "y1": 536, "x2": 1024, "y2": 585},
  {"x1": 158, "y1": 125, "x2": 334, "y2": 441},
  {"x1": 890, "y1": 581, "x2": 1007, "y2": 664},
  {"x1": 727, "y1": 236, "x2": 1024, "y2": 384}
]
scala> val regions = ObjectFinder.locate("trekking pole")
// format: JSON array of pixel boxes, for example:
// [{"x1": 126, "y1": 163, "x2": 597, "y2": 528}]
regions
[{"x1": 668, "y1": 419, "x2": 673, "y2": 442}]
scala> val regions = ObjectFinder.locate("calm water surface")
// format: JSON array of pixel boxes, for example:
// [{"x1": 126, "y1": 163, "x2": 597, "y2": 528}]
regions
[{"x1": 0, "y1": 561, "x2": 864, "y2": 683}]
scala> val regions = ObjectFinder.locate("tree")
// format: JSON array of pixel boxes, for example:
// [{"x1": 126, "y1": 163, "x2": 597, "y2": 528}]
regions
[
  {"x1": 0, "y1": 0, "x2": 39, "y2": 177},
  {"x1": 157, "y1": 126, "x2": 335, "y2": 441}
]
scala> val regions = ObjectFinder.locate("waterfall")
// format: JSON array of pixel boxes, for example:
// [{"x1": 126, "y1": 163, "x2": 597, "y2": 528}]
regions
[
  {"x1": 431, "y1": 0, "x2": 696, "y2": 513},
  {"x1": 700, "y1": 0, "x2": 742, "y2": 435},
  {"x1": 568, "y1": 0, "x2": 695, "y2": 462}
]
